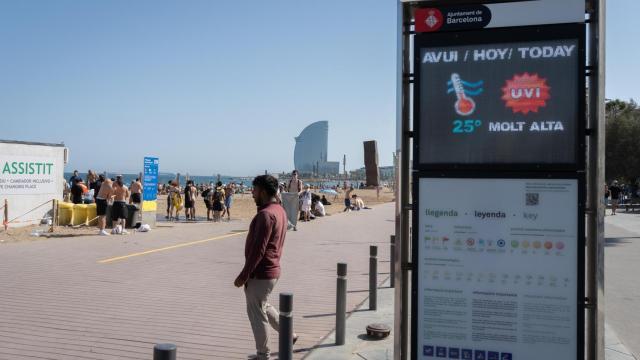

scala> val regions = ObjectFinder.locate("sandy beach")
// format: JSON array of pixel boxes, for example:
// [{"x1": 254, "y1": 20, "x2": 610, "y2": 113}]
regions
[
  {"x1": 0, "y1": 187, "x2": 394, "y2": 243},
  {"x1": 156, "y1": 187, "x2": 395, "y2": 221}
]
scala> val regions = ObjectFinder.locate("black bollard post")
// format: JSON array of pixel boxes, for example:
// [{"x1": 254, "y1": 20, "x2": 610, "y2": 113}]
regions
[
  {"x1": 390, "y1": 235, "x2": 396, "y2": 288},
  {"x1": 369, "y1": 245, "x2": 378, "y2": 311},
  {"x1": 153, "y1": 343, "x2": 176, "y2": 360},
  {"x1": 336, "y1": 262, "x2": 347, "y2": 345},
  {"x1": 279, "y1": 292, "x2": 293, "y2": 360}
]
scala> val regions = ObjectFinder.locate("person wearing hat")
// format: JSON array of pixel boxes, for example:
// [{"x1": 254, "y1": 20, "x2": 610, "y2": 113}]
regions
[{"x1": 610, "y1": 180, "x2": 622, "y2": 215}]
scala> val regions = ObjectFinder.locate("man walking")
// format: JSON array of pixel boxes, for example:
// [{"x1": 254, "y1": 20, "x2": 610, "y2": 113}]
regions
[
  {"x1": 343, "y1": 184, "x2": 354, "y2": 212},
  {"x1": 610, "y1": 180, "x2": 622, "y2": 215},
  {"x1": 234, "y1": 175, "x2": 296, "y2": 359}
]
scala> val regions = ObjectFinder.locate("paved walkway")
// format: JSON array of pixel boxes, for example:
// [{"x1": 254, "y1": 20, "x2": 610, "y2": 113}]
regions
[
  {"x1": 605, "y1": 212, "x2": 640, "y2": 358},
  {"x1": 0, "y1": 204, "x2": 394, "y2": 360}
]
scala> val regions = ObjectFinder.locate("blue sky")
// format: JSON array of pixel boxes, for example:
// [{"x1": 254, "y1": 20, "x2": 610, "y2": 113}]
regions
[{"x1": 0, "y1": 1, "x2": 635, "y2": 176}]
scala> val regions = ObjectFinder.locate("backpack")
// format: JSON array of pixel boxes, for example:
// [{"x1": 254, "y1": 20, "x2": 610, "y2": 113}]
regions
[{"x1": 213, "y1": 188, "x2": 224, "y2": 202}]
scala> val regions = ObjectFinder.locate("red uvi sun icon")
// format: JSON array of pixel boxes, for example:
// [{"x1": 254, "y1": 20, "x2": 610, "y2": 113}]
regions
[{"x1": 501, "y1": 73, "x2": 551, "y2": 115}]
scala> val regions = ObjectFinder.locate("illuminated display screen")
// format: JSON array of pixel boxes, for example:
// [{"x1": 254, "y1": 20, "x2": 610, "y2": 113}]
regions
[{"x1": 415, "y1": 30, "x2": 583, "y2": 167}]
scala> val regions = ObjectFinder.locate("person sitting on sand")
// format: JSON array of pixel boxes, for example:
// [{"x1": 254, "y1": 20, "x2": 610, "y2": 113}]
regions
[
  {"x1": 321, "y1": 195, "x2": 331, "y2": 206},
  {"x1": 313, "y1": 198, "x2": 326, "y2": 217},
  {"x1": 351, "y1": 194, "x2": 371, "y2": 211}
]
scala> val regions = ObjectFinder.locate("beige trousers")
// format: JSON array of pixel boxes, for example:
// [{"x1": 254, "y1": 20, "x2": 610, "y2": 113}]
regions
[{"x1": 244, "y1": 278, "x2": 280, "y2": 359}]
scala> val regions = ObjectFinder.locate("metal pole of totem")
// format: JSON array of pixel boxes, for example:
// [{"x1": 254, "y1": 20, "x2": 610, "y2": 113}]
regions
[{"x1": 586, "y1": 0, "x2": 606, "y2": 359}]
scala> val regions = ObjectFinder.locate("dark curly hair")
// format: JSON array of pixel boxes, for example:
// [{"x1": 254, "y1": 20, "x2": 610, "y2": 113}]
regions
[{"x1": 252, "y1": 175, "x2": 279, "y2": 197}]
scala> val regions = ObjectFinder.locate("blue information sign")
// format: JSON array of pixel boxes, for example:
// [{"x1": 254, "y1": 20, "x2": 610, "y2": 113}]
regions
[{"x1": 143, "y1": 157, "x2": 159, "y2": 201}]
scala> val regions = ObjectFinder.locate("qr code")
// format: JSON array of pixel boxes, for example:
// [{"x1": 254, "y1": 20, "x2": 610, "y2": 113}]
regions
[{"x1": 526, "y1": 193, "x2": 539, "y2": 206}]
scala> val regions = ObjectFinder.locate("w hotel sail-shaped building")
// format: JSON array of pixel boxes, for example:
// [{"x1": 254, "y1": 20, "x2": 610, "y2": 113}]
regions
[{"x1": 294, "y1": 121, "x2": 340, "y2": 175}]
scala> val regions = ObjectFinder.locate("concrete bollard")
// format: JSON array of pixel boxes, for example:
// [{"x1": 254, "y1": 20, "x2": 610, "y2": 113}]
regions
[
  {"x1": 336, "y1": 262, "x2": 347, "y2": 345},
  {"x1": 369, "y1": 245, "x2": 378, "y2": 311},
  {"x1": 153, "y1": 343, "x2": 176, "y2": 360},
  {"x1": 279, "y1": 292, "x2": 293, "y2": 360},
  {"x1": 390, "y1": 235, "x2": 396, "y2": 288}
]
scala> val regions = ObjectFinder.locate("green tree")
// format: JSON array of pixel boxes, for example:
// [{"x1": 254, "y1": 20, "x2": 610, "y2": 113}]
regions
[{"x1": 606, "y1": 99, "x2": 640, "y2": 183}]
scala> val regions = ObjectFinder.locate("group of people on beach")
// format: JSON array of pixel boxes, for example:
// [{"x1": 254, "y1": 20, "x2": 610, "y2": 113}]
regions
[
  {"x1": 67, "y1": 170, "x2": 142, "y2": 206},
  {"x1": 279, "y1": 170, "x2": 371, "y2": 224},
  {"x1": 165, "y1": 180, "x2": 236, "y2": 222},
  {"x1": 67, "y1": 170, "x2": 140, "y2": 236}
]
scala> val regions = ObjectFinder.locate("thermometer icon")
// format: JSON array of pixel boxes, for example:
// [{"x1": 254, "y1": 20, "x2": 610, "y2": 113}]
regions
[{"x1": 451, "y1": 73, "x2": 476, "y2": 116}]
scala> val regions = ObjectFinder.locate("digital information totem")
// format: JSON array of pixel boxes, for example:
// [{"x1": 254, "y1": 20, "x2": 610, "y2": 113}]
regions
[{"x1": 410, "y1": 2, "x2": 586, "y2": 360}]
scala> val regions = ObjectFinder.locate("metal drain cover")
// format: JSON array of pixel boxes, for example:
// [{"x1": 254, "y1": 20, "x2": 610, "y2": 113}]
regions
[{"x1": 366, "y1": 323, "x2": 391, "y2": 339}]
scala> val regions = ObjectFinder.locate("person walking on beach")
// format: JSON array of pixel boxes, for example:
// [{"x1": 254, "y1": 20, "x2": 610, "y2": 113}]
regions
[
  {"x1": 343, "y1": 185, "x2": 354, "y2": 212},
  {"x1": 111, "y1": 176, "x2": 130, "y2": 234},
  {"x1": 222, "y1": 182, "x2": 235, "y2": 221},
  {"x1": 287, "y1": 170, "x2": 303, "y2": 194},
  {"x1": 95, "y1": 177, "x2": 113, "y2": 236},
  {"x1": 183, "y1": 181, "x2": 192, "y2": 220},
  {"x1": 184, "y1": 180, "x2": 197, "y2": 221},
  {"x1": 212, "y1": 181, "x2": 225, "y2": 222},
  {"x1": 234, "y1": 175, "x2": 296, "y2": 359},
  {"x1": 202, "y1": 185, "x2": 213, "y2": 221},
  {"x1": 166, "y1": 181, "x2": 181, "y2": 221},
  {"x1": 130, "y1": 178, "x2": 142, "y2": 206},
  {"x1": 287, "y1": 170, "x2": 303, "y2": 220}
]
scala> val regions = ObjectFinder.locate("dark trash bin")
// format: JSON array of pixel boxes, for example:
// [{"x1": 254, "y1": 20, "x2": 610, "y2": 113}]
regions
[
  {"x1": 105, "y1": 204, "x2": 113, "y2": 228},
  {"x1": 126, "y1": 204, "x2": 140, "y2": 229},
  {"x1": 106, "y1": 204, "x2": 140, "y2": 229}
]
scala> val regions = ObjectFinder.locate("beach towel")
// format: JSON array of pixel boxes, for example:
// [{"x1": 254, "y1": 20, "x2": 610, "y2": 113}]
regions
[{"x1": 171, "y1": 192, "x2": 183, "y2": 211}]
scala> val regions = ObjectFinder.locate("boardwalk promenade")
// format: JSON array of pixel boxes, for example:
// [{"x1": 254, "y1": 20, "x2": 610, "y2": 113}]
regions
[{"x1": 0, "y1": 203, "x2": 394, "y2": 360}]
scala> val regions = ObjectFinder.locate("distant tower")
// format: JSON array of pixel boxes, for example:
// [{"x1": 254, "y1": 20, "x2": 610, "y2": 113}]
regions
[
  {"x1": 343, "y1": 154, "x2": 347, "y2": 178},
  {"x1": 293, "y1": 121, "x2": 340, "y2": 175}
]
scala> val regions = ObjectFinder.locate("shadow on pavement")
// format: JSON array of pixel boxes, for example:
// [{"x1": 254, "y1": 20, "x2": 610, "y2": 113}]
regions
[
  {"x1": 294, "y1": 342, "x2": 337, "y2": 353},
  {"x1": 605, "y1": 236, "x2": 640, "y2": 247},
  {"x1": 303, "y1": 308, "x2": 369, "y2": 319},
  {"x1": 357, "y1": 333, "x2": 387, "y2": 341}
]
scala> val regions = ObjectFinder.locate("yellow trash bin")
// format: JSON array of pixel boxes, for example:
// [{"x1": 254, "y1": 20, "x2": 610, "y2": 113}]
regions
[
  {"x1": 86, "y1": 203, "x2": 98, "y2": 226},
  {"x1": 57, "y1": 202, "x2": 73, "y2": 226},
  {"x1": 72, "y1": 204, "x2": 88, "y2": 226}
]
